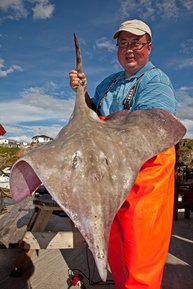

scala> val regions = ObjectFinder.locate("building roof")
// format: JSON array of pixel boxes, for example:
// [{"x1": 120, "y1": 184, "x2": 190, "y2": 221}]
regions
[
  {"x1": 0, "y1": 124, "x2": 6, "y2": 136},
  {"x1": 32, "y1": 135, "x2": 53, "y2": 140}
]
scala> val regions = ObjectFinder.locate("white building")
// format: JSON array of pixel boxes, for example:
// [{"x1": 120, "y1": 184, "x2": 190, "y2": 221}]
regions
[
  {"x1": 0, "y1": 138, "x2": 19, "y2": 147},
  {"x1": 0, "y1": 139, "x2": 9, "y2": 145},
  {"x1": 32, "y1": 135, "x2": 53, "y2": 144}
]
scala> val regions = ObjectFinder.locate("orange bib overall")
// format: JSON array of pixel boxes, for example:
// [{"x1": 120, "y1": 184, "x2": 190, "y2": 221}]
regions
[{"x1": 108, "y1": 147, "x2": 176, "y2": 289}]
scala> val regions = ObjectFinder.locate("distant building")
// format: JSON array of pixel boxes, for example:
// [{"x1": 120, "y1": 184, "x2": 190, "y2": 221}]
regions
[
  {"x1": 22, "y1": 142, "x2": 29, "y2": 147},
  {"x1": 0, "y1": 138, "x2": 9, "y2": 145},
  {"x1": 32, "y1": 135, "x2": 53, "y2": 144},
  {"x1": 0, "y1": 138, "x2": 18, "y2": 147}
]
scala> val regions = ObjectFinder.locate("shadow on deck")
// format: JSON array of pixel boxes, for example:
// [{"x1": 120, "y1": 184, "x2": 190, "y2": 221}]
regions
[{"x1": 162, "y1": 211, "x2": 193, "y2": 289}]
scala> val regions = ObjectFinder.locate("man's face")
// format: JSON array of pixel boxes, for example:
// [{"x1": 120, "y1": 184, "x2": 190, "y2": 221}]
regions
[{"x1": 117, "y1": 32, "x2": 152, "y2": 78}]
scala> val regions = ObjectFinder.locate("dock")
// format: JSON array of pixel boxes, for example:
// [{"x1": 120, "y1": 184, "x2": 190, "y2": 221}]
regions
[{"x1": 0, "y1": 195, "x2": 192, "y2": 289}]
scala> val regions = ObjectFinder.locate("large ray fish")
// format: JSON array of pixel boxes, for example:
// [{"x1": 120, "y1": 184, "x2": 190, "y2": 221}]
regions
[{"x1": 10, "y1": 34, "x2": 186, "y2": 281}]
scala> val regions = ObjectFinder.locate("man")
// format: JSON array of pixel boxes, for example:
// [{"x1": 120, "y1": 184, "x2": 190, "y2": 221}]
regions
[{"x1": 69, "y1": 19, "x2": 176, "y2": 289}]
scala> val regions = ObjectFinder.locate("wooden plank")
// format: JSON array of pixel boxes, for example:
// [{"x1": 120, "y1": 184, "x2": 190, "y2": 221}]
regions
[
  {"x1": 22, "y1": 231, "x2": 86, "y2": 249},
  {"x1": 31, "y1": 208, "x2": 53, "y2": 232},
  {"x1": 10, "y1": 205, "x2": 56, "y2": 274},
  {"x1": 0, "y1": 197, "x2": 35, "y2": 247}
]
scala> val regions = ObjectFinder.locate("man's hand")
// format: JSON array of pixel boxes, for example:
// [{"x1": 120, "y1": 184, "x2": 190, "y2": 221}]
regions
[{"x1": 69, "y1": 69, "x2": 87, "y2": 91}]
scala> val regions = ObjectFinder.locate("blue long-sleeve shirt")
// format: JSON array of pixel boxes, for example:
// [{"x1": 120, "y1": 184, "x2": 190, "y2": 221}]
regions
[{"x1": 92, "y1": 61, "x2": 176, "y2": 116}]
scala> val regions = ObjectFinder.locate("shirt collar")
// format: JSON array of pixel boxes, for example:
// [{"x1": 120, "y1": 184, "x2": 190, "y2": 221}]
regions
[{"x1": 123, "y1": 61, "x2": 154, "y2": 81}]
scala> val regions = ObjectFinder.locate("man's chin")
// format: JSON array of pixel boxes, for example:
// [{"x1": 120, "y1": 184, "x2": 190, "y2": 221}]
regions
[{"x1": 125, "y1": 63, "x2": 138, "y2": 72}]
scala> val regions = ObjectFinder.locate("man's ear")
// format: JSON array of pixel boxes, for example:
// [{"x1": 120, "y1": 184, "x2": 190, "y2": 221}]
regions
[{"x1": 148, "y1": 43, "x2": 152, "y2": 55}]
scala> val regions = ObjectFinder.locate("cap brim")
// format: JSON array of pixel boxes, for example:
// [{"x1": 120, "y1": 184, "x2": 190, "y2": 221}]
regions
[{"x1": 113, "y1": 28, "x2": 146, "y2": 39}]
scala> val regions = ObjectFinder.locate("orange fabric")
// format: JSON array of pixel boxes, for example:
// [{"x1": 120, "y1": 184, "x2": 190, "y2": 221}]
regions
[{"x1": 108, "y1": 146, "x2": 176, "y2": 289}]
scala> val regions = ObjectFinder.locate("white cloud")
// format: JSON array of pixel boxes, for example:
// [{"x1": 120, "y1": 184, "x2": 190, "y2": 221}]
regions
[
  {"x1": 10, "y1": 135, "x2": 32, "y2": 143},
  {"x1": 0, "y1": 0, "x2": 28, "y2": 20},
  {"x1": 167, "y1": 55, "x2": 193, "y2": 70},
  {"x1": 118, "y1": 0, "x2": 193, "y2": 20},
  {"x1": 175, "y1": 86, "x2": 193, "y2": 138},
  {"x1": 176, "y1": 86, "x2": 193, "y2": 118},
  {"x1": 0, "y1": 85, "x2": 75, "y2": 140},
  {"x1": 180, "y1": 0, "x2": 193, "y2": 11},
  {"x1": 0, "y1": 58, "x2": 23, "y2": 78},
  {"x1": 177, "y1": 57, "x2": 193, "y2": 69},
  {"x1": 0, "y1": 0, "x2": 54, "y2": 21},
  {"x1": 21, "y1": 86, "x2": 74, "y2": 113},
  {"x1": 156, "y1": 0, "x2": 179, "y2": 19},
  {"x1": 3, "y1": 88, "x2": 74, "y2": 124},
  {"x1": 32, "y1": 0, "x2": 55, "y2": 20},
  {"x1": 95, "y1": 37, "x2": 116, "y2": 52},
  {"x1": 181, "y1": 119, "x2": 193, "y2": 139},
  {"x1": 6, "y1": 125, "x2": 62, "y2": 143},
  {"x1": 0, "y1": 0, "x2": 22, "y2": 10},
  {"x1": 180, "y1": 39, "x2": 193, "y2": 55}
]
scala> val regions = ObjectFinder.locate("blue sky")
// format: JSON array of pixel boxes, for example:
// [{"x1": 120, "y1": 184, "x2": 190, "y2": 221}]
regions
[{"x1": 0, "y1": 0, "x2": 193, "y2": 143}]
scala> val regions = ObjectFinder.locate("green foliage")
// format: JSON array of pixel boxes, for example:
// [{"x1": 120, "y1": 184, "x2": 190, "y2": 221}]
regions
[
  {"x1": 176, "y1": 138, "x2": 193, "y2": 168},
  {"x1": 0, "y1": 146, "x2": 20, "y2": 168},
  {"x1": 179, "y1": 139, "x2": 193, "y2": 149}
]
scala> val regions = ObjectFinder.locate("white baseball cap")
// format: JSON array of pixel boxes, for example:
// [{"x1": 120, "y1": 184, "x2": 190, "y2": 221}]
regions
[{"x1": 113, "y1": 19, "x2": 152, "y2": 39}]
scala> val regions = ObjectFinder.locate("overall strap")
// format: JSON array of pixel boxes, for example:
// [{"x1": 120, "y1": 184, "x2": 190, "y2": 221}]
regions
[
  {"x1": 97, "y1": 72, "x2": 121, "y2": 114},
  {"x1": 123, "y1": 66, "x2": 156, "y2": 110},
  {"x1": 122, "y1": 74, "x2": 144, "y2": 110},
  {"x1": 97, "y1": 67, "x2": 156, "y2": 114}
]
